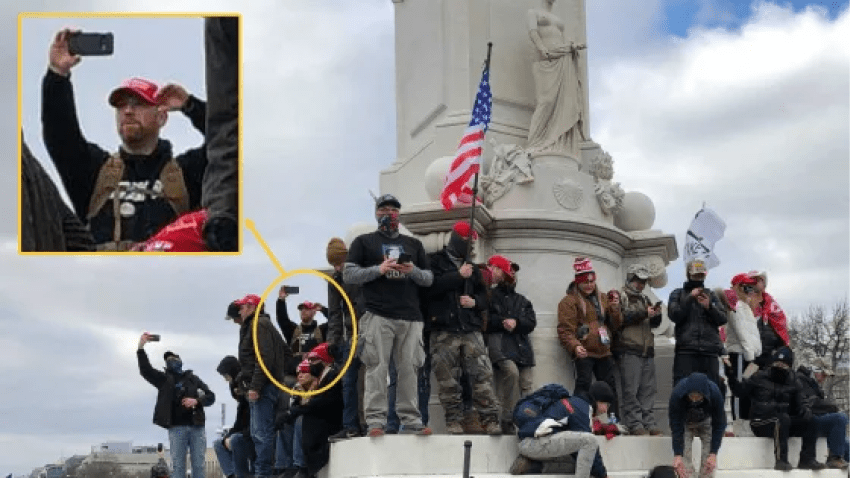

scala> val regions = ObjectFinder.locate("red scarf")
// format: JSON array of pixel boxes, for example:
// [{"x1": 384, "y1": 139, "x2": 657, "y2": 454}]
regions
[{"x1": 753, "y1": 292, "x2": 790, "y2": 345}]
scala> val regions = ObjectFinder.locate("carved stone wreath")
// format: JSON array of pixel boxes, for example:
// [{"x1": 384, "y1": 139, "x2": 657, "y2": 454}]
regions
[{"x1": 553, "y1": 178, "x2": 584, "y2": 210}]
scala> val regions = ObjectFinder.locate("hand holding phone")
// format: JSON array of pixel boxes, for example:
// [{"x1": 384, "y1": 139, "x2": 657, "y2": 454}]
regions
[
  {"x1": 68, "y1": 32, "x2": 114, "y2": 56},
  {"x1": 148, "y1": 334, "x2": 161, "y2": 342},
  {"x1": 283, "y1": 286, "x2": 300, "y2": 295},
  {"x1": 396, "y1": 252, "x2": 412, "y2": 264}
]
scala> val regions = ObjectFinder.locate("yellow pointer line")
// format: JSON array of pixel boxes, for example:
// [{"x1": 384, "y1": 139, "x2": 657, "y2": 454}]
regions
[{"x1": 246, "y1": 219, "x2": 285, "y2": 275}]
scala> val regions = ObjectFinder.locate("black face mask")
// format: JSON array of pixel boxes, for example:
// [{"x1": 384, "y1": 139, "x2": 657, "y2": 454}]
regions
[
  {"x1": 309, "y1": 363, "x2": 325, "y2": 378},
  {"x1": 770, "y1": 366, "x2": 790, "y2": 383},
  {"x1": 684, "y1": 279, "x2": 705, "y2": 292},
  {"x1": 447, "y1": 233, "x2": 470, "y2": 260}
]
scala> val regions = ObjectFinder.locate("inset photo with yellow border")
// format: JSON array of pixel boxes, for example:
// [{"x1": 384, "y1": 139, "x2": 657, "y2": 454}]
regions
[{"x1": 19, "y1": 13, "x2": 242, "y2": 255}]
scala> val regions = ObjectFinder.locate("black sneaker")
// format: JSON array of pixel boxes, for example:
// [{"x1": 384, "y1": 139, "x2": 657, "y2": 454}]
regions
[
  {"x1": 328, "y1": 428, "x2": 360, "y2": 443},
  {"x1": 798, "y1": 459, "x2": 827, "y2": 470},
  {"x1": 774, "y1": 460, "x2": 792, "y2": 471}
]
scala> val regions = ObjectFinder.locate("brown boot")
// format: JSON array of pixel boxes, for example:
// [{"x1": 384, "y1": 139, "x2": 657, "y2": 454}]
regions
[
  {"x1": 826, "y1": 455, "x2": 849, "y2": 470},
  {"x1": 461, "y1": 410, "x2": 485, "y2": 434}
]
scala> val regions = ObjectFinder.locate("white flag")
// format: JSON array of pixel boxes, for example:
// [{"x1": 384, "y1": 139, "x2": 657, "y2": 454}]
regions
[{"x1": 683, "y1": 205, "x2": 726, "y2": 269}]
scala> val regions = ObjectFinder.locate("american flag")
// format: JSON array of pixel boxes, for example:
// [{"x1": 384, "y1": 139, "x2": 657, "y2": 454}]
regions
[{"x1": 440, "y1": 65, "x2": 492, "y2": 210}]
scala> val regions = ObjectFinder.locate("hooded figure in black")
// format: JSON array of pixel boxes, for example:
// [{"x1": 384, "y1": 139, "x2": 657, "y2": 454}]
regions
[
  {"x1": 213, "y1": 356, "x2": 256, "y2": 478},
  {"x1": 726, "y1": 346, "x2": 825, "y2": 471},
  {"x1": 668, "y1": 372, "x2": 726, "y2": 478}
]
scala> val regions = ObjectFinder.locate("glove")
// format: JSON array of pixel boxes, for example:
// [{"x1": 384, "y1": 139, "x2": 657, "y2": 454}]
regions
[{"x1": 534, "y1": 419, "x2": 560, "y2": 437}]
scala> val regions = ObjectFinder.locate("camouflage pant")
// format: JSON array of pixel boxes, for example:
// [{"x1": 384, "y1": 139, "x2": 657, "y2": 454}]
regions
[{"x1": 430, "y1": 330, "x2": 500, "y2": 424}]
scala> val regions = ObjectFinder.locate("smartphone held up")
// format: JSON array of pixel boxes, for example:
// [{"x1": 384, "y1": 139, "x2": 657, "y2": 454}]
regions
[{"x1": 68, "y1": 31, "x2": 114, "y2": 56}]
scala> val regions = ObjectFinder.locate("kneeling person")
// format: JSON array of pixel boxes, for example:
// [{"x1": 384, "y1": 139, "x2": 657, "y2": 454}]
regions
[{"x1": 512, "y1": 382, "x2": 613, "y2": 478}]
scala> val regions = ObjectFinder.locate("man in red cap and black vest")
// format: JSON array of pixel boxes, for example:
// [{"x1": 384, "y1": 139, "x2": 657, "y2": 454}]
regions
[
  {"x1": 42, "y1": 28, "x2": 209, "y2": 251},
  {"x1": 425, "y1": 221, "x2": 502, "y2": 434}
]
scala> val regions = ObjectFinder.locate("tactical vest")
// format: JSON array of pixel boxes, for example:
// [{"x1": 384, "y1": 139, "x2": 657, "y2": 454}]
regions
[{"x1": 87, "y1": 152, "x2": 190, "y2": 251}]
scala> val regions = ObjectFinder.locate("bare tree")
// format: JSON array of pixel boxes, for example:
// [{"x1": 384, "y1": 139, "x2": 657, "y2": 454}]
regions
[{"x1": 788, "y1": 298, "x2": 849, "y2": 412}]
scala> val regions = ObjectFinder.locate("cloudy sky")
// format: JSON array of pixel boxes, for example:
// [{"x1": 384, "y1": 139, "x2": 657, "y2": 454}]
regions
[{"x1": 3, "y1": 0, "x2": 848, "y2": 474}]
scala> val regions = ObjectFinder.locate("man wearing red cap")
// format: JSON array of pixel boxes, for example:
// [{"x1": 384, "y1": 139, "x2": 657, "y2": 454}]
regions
[
  {"x1": 228, "y1": 294, "x2": 291, "y2": 478},
  {"x1": 557, "y1": 257, "x2": 622, "y2": 417},
  {"x1": 485, "y1": 254, "x2": 537, "y2": 434},
  {"x1": 42, "y1": 29, "x2": 209, "y2": 251},
  {"x1": 745, "y1": 270, "x2": 791, "y2": 369},
  {"x1": 290, "y1": 301, "x2": 327, "y2": 360},
  {"x1": 425, "y1": 221, "x2": 502, "y2": 434},
  {"x1": 715, "y1": 274, "x2": 761, "y2": 425},
  {"x1": 343, "y1": 194, "x2": 433, "y2": 437}
]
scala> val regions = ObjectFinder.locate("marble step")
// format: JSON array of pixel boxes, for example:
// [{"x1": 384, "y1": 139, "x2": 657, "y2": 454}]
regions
[{"x1": 321, "y1": 435, "x2": 842, "y2": 478}]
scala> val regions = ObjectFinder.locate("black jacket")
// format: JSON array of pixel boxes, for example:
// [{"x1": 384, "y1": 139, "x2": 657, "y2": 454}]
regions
[
  {"x1": 288, "y1": 367, "x2": 344, "y2": 475},
  {"x1": 754, "y1": 319, "x2": 786, "y2": 368},
  {"x1": 41, "y1": 69, "x2": 207, "y2": 243},
  {"x1": 237, "y1": 313, "x2": 292, "y2": 392},
  {"x1": 727, "y1": 366, "x2": 810, "y2": 424},
  {"x1": 325, "y1": 269, "x2": 364, "y2": 346},
  {"x1": 137, "y1": 349, "x2": 215, "y2": 429},
  {"x1": 424, "y1": 250, "x2": 488, "y2": 334},
  {"x1": 795, "y1": 367, "x2": 840, "y2": 416},
  {"x1": 668, "y1": 285, "x2": 727, "y2": 356},
  {"x1": 486, "y1": 283, "x2": 536, "y2": 367},
  {"x1": 20, "y1": 134, "x2": 95, "y2": 252}
]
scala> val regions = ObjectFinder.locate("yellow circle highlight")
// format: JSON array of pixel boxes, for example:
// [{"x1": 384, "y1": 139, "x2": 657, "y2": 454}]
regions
[{"x1": 251, "y1": 268, "x2": 357, "y2": 398}]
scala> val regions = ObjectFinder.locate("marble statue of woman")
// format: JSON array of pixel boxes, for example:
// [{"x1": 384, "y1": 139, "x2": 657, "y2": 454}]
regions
[{"x1": 526, "y1": 0, "x2": 587, "y2": 159}]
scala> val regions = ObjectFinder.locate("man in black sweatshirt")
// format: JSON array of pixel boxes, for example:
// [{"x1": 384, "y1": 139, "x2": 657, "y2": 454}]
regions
[{"x1": 42, "y1": 28, "x2": 208, "y2": 251}]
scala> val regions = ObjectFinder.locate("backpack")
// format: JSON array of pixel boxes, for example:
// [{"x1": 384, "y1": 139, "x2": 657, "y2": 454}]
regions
[
  {"x1": 87, "y1": 152, "x2": 189, "y2": 250},
  {"x1": 512, "y1": 383, "x2": 571, "y2": 436}
]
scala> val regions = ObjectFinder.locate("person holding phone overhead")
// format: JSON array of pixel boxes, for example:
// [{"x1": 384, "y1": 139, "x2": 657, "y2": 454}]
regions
[
  {"x1": 137, "y1": 333, "x2": 216, "y2": 478},
  {"x1": 612, "y1": 263, "x2": 664, "y2": 436},
  {"x1": 667, "y1": 259, "x2": 727, "y2": 389},
  {"x1": 42, "y1": 28, "x2": 209, "y2": 251}
]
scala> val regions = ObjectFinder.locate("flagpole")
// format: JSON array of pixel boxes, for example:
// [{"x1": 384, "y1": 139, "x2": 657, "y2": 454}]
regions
[{"x1": 465, "y1": 42, "x2": 492, "y2": 263}]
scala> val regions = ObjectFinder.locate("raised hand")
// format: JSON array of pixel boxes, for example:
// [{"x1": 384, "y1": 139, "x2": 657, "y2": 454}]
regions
[{"x1": 49, "y1": 29, "x2": 82, "y2": 76}]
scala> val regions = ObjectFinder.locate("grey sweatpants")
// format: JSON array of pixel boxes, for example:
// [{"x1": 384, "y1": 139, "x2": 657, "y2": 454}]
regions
[
  {"x1": 518, "y1": 431, "x2": 598, "y2": 478},
  {"x1": 618, "y1": 353, "x2": 658, "y2": 432}
]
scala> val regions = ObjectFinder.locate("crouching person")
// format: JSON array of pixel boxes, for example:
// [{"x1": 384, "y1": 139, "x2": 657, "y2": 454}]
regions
[
  {"x1": 669, "y1": 372, "x2": 726, "y2": 478},
  {"x1": 510, "y1": 382, "x2": 613, "y2": 478},
  {"x1": 286, "y1": 344, "x2": 343, "y2": 478}
]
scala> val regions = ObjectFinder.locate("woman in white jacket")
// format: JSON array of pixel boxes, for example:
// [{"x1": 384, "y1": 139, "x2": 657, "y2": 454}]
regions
[{"x1": 715, "y1": 274, "x2": 762, "y2": 426}]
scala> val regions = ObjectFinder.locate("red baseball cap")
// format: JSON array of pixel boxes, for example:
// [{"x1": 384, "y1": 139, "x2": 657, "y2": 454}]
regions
[
  {"x1": 132, "y1": 209, "x2": 208, "y2": 252},
  {"x1": 488, "y1": 254, "x2": 515, "y2": 277},
  {"x1": 452, "y1": 221, "x2": 478, "y2": 240},
  {"x1": 297, "y1": 301, "x2": 315, "y2": 310},
  {"x1": 108, "y1": 77, "x2": 159, "y2": 107},
  {"x1": 306, "y1": 343, "x2": 333, "y2": 364},
  {"x1": 234, "y1": 294, "x2": 262, "y2": 307},
  {"x1": 731, "y1": 273, "x2": 758, "y2": 286}
]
